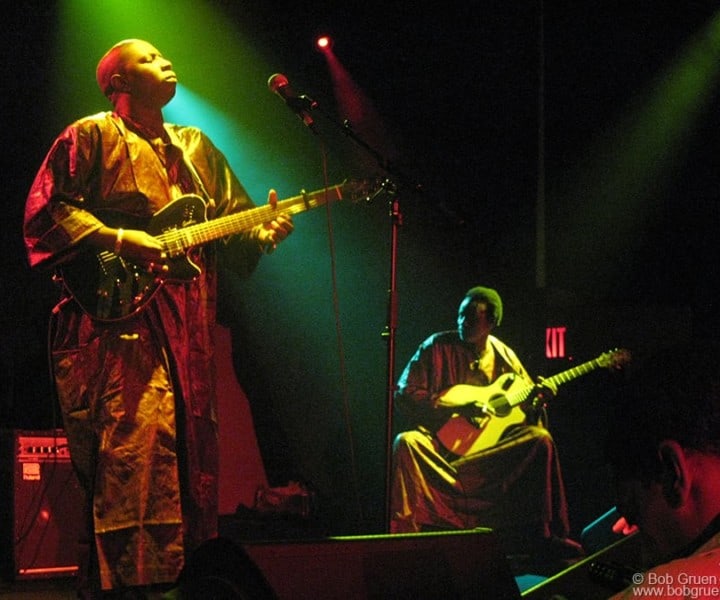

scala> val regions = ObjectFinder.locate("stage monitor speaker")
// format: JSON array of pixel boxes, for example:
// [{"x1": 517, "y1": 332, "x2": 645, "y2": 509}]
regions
[
  {"x1": 0, "y1": 429, "x2": 84, "y2": 580},
  {"x1": 239, "y1": 528, "x2": 522, "y2": 599}
]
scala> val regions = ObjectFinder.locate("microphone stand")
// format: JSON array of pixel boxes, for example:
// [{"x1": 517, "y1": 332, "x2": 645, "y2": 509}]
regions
[
  {"x1": 313, "y1": 107, "x2": 420, "y2": 532},
  {"x1": 333, "y1": 118, "x2": 421, "y2": 533},
  {"x1": 290, "y1": 85, "x2": 421, "y2": 531}
]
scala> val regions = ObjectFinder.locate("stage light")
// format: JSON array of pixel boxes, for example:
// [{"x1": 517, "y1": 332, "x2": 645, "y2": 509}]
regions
[{"x1": 316, "y1": 35, "x2": 333, "y2": 51}]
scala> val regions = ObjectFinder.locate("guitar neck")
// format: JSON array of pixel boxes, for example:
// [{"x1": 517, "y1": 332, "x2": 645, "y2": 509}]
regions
[
  {"x1": 544, "y1": 357, "x2": 603, "y2": 389},
  {"x1": 506, "y1": 356, "x2": 605, "y2": 407},
  {"x1": 157, "y1": 183, "x2": 343, "y2": 250}
]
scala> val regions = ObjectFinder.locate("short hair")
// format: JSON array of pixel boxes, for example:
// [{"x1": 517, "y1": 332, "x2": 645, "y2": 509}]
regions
[
  {"x1": 463, "y1": 286, "x2": 503, "y2": 326},
  {"x1": 96, "y1": 39, "x2": 140, "y2": 99},
  {"x1": 605, "y1": 339, "x2": 720, "y2": 483}
]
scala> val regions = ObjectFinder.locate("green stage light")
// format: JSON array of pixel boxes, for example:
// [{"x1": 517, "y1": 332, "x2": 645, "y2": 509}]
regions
[
  {"x1": 166, "y1": 84, "x2": 278, "y2": 198},
  {"x1": 52, "y1": 0, "x2": 323, "y2": 199},
  {"x1": 551, "y1": 9, "x2": 720, "y2": 292}
]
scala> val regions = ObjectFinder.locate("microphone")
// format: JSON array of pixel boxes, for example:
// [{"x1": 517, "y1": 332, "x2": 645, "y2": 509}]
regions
[{"x1": 267, "y1": 73, "x2": 318, "y2": 128}]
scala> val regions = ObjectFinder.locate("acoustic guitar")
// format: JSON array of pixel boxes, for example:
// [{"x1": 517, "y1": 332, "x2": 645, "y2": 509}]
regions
[{"x1": 435, "y1": 348, "x2": 631, "y2": 456}]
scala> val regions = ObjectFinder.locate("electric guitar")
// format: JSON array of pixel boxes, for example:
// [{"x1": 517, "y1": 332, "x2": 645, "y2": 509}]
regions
[
  {"x1": 435, "y1": 348, "x2": 631, "y2": 456},
  {"x1": 59, "y1": 181, "x2": 364, "y2": 321}
]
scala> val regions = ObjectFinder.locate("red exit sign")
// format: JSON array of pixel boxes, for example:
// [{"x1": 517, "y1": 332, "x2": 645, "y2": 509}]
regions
[{"x1": 546, "y1": 326, "x2": 567, "y2": 358}]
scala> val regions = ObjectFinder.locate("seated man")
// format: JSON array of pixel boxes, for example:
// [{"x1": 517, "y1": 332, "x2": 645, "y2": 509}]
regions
[
  {"x1": 390, "y1": 286, "x2": 578, "y2": 557},
  {"x1": 606, "y1": 339, "x2": 720, "y2": 599}
]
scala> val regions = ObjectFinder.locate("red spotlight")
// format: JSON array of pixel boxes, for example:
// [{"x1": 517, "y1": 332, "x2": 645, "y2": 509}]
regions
[{"x1": 316, "y1": 35, "x2": 333, "y2": 52}]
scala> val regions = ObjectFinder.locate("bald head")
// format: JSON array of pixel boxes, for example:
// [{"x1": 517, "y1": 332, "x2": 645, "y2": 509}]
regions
[
  {"x1": 96, "y1": 39, "x2": 140, "y2": 99},
  {"x1": 95, "y1": 39, "x2": 176, "y2": 111}
]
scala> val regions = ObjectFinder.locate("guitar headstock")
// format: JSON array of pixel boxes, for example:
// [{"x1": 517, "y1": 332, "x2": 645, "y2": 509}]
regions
[
  {"x1": 340, "y1": 177, "x2": 396, "y2": 204},
  {"x1": 597, "y1": 348, "x2": 632, "y2": 370}
]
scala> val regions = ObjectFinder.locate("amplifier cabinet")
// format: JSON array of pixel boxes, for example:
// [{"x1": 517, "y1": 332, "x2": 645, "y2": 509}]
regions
[{"x1": 0, "y1": 429, "x2": 84, "y2": 580}]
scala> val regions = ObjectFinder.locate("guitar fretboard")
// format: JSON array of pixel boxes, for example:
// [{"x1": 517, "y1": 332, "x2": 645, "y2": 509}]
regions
[
  {"x1": 546, "y1": 357, "x2": 603, "y2": 388},
  {"x1": 507, "y1": 351, "x2": 623, "y2": 407},
  {"x1": 159, "y1": 185, "x2": 343, "y2": 251}
]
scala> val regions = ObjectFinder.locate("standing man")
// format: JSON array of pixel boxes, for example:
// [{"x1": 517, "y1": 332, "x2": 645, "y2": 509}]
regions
[
  {"x1": 390, "y1": 286, "x2": 579, "y2": 558},
  {"x1": 24, "y1": 39, "x2": 293, "y2": 597}
]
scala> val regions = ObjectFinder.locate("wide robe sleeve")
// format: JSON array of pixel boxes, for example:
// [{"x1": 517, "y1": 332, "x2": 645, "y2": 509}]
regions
[
  {"x1": 394, "y1": 332, "x2": 536, "y2": 432},
  {"x1": 24, "y1": 119, "x2": 107, "y2": 269},
  {"x1": 394, "y1": 331, "x2": 480, "y2": 432}
]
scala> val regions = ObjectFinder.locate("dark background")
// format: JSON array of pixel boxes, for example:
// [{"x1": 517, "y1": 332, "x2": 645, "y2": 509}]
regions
[{"x1": 3, "y1": 1, "x2": 719, "y2": 541}]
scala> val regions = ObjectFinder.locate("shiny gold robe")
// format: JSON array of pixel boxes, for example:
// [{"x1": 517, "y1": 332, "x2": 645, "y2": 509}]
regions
[
  {"x1": 24, "y1": 111, "x2": 262, "y2": 590},
  {"x1": 390, "y1": 332, "x2": 571, "y2": 547}
]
